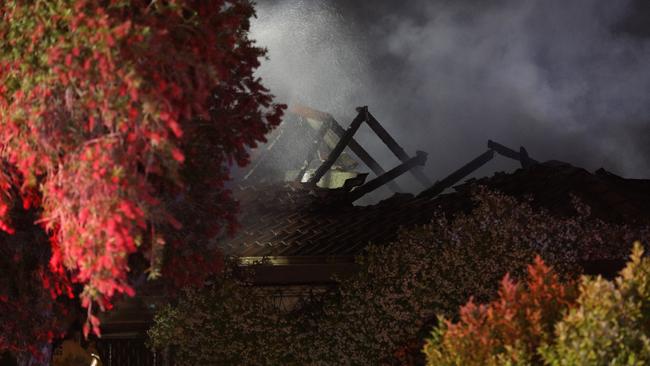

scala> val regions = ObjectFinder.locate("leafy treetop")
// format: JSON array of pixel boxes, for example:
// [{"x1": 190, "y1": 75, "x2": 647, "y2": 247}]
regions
[
  {"x1": 425, "y1": 243, "x2": 650, "y2": 366},
  {"x1": 0, "y1": 0, "x2": 283, "y2": 340}
]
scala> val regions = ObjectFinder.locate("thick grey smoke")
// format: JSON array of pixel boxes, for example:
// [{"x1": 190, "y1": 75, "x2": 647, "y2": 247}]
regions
[
  {"x1": 250, "y1": 0, "x2": 650, "y2": 197},
  {"x1": 251, "y1": 0, "x2": 370, "y2": 115}
]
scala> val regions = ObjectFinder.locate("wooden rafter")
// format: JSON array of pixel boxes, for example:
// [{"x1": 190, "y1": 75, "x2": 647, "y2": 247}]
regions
[
  {"x1": 488, "y1": 140, "x2": 538, "y2": 167},
  {"x1": 349, "y1": 151, "x2": 428, "y2": 202},
  {"x1": 308, "y1": 107, "x2": 368, "y2": 184},
  {"x1": 418, "y1": 149, "x2": 494, "y2": 198},
  {"x1": 291, "y1": 105, "x2": 402, "y2": 193},
  {"x1": 366, "y1": 112, "x2": 432, "y2": 187},
  {"x1": 292, "y1": 104, "x2": 434, "y2": 201}
]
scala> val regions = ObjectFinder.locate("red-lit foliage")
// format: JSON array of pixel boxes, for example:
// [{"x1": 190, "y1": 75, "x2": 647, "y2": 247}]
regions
[
  {"x1": 0, "y1": 0, "x2": 283, "y2": 345},
  {"x1": 0, "y1": 183, "x2": 73, "y2": 358},
  {"x1": 425, "y1": 257, "x2": 578, "y2": 365}
]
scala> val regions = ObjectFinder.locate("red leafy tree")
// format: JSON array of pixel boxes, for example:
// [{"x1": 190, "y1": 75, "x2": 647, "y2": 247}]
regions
[
  {"x1": 0, "y1": 178, "x2": 74, "y2": 359},
  {"x1": 0, "y1": 0, "x2": 283, "y2": 351},
  {"x1": 424, "y1": 257, "x2": 578, "y2": 365}
]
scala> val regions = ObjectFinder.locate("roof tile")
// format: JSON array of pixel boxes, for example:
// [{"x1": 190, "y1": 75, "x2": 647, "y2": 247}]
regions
[{"x1": 220, "y1": 163, "x2": 650, "y2": 259}]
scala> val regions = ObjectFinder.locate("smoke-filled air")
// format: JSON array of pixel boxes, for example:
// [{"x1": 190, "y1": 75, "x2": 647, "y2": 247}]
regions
[{"x1": 250, "y1": 0, "x2": 650, "y2": 198}]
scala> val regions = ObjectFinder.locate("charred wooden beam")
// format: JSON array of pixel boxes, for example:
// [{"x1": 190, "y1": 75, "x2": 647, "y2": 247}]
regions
[
  {"x1": 487, "y1": 140, "x2": 538, "y2": 166},
  {"x1": 418, "y1": 149, "x2": 495, "y2": 198},
  {"x1": 366, "y1": 112, "x2": 432, "y2": 187},
  {"x1": 296, "y1": 117, "x2": 330, "y2": 181},
  {"x1": 349, "y1": 151, "x2": 428, "y2": 202},
  {"x1": 309, "y1": 107, "x2": 368, "y2": 185},
  {"x1": 519, "y1": 146, "x2": 533, "y2": 168},
  {"x1": 327, "y1": 118, "x2": 402, "y2": 193},
  {"x1": 291, "y1": 105, "x2": 401, "y2": 192}
]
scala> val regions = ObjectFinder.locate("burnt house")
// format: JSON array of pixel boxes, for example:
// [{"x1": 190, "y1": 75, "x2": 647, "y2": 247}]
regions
[{"x1": 96, "y1": 106, "x2": 650, "y2": 365}]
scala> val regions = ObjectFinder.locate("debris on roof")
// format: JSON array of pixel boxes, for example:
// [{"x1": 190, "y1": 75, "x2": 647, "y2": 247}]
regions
[
  {"x1": 290, "y1": 105, "x2": 401, "y2": 192},
  {"x1": 222, "y1": 159, "x2": 650, "y2": 261},
  {"x1": 213, "y1": 104, "x2": 650, "y2": 289},
  {"x1": 241, "y1": 105, "x2": 433, "y2": 199},
  {"x1": 293, "y1": 105, "x2": 431, "y2": 197}
]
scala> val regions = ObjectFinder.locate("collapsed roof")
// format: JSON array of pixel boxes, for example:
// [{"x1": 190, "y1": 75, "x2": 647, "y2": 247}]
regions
[
  {"x1": 102, "y1": 106, "x2": 650, "y2": 336},
  {"x1": 224, "y1": 160, "x2": 650, "y2": 258},
  {"x1": 239, "y1": 105, "x2": 432, "y2": 195},
  {"x1": 222, "y1": 106, "x2": 650, "y2": 266}
]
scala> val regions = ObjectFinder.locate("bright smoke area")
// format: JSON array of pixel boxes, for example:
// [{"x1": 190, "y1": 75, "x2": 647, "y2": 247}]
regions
[{"x1": 244, "y1": 0, "x2": 650, "y2": 203}]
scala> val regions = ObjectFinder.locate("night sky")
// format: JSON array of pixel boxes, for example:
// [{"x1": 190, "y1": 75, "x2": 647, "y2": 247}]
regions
[{"x1": 250, "y1": 0, "x2": 650, "y2": 197}]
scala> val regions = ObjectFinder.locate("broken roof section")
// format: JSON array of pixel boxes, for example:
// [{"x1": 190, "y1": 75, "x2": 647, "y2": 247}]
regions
[
  {"x1": 279, "y1": 105, "x2": 544, "y2": 203},
  {"x1": 220, "y1": 105, "x2": 650, "y2": 284},
  {"x1": 224, "y1": 161, "x2": 650, "y2": 262},
  {"x1": 291, "y1": 105, "x2": 432, "y2": 192},
  {"x1": 240, "y1": 105, "x2": 432, "y2": 202},
  {"x1": 241, "y1": 108, "x2": 358, "y2": 186},
  {"x1": 239, "y1": 104, "x2": 558, "y2": 205}
]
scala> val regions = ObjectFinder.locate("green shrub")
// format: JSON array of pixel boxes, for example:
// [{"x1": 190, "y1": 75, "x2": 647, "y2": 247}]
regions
[
  {"x1": 423, "y1": 257, "x2": 577, "y2": 366},
  {"x1": 299, "y1": 188, "x2": 640, "y2": 365},
  {"x1": 147, "y1": 266, "x2": 295, "y2": 365},
  {"x1": 539, "y1": 242, "x2": 650, "y2": 365},
  {"x1": 425, "y1": 243, "x2": 650, "y2": 366}
]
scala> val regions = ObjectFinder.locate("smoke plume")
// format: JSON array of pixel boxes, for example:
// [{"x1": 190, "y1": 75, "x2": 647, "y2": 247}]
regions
[{"x1": 250, "y1": 0, "x2": 650, "y2": 197}]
